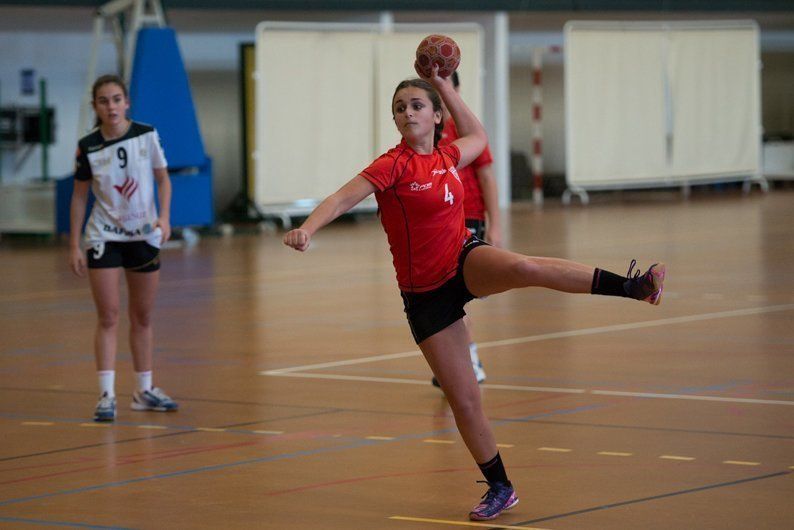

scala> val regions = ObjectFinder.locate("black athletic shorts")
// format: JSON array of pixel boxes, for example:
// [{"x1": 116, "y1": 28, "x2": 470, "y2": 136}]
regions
[
  {"x1": 401, "y1": 236, "x2": 490, "y2": 344},
  {"x1": 86, "y1": 241, "x2": 161, "y2": 272},
  {"x1": 465, "y1": 219, "x2": 485, "y2": 240}
]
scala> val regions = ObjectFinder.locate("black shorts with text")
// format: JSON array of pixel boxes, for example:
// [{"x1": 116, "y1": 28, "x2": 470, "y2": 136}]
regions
[
  {"x1": 86, "y1": 241, "x2": 161, "y2": 272},
  {"x1": 400, "y1": 236, "x2": 490, "y2": 344}
]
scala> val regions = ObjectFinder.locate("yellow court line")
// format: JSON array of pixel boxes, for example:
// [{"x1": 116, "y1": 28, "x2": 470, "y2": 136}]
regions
[
  {"x1": 79, "y1": 422, "x2": 110, "y2": 428},
  {"x1": 366, "y1": 436, "x2": 396, "y2": 441},
  {"x1": 598, "y1": 451, "x2": 633, "y2": 457},
  {"x1": 723, "y1": 460, "x2": 760, "y2": 466},
  {"x1": 660, "y1": 455, "x2": 696, "y2": 461},
  {"x1": 21, "y1": 421, "x2": 54, "y2": 426},
  {"x1": 424, "y1": 439, "x2": 456, "y2": 444},
  {"x1": 389, "y1": 515, "x2": 551, "y2": 529},
  {"x1": 195, "y1": 427, "x2": 226, "y2": 432},
  {"x1": 538, "y1": 447, "x2": 571, "y2": 453},
  {"x1": 137, "y1": 425, "x2": 167, "y2": 430},
  {"x1": 253, "y1": 430, "x2": 283, "y2": 435},
  {"x1": 496, "y1": 444, "x2": 515, "y2": 449}
]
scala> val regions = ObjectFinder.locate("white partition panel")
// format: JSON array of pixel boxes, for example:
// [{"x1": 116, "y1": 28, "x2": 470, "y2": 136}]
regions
[
  {"x1": 255, "y1": 26, "x2": 376, "y2": 206},
  {"x1": 564, "y1": 21, "x2": 762, "y2": 197},
  {"x1": 669, "y1": 29, "x2": 760, "y2": 177},
  {"x1": 254, "y1": 22, "x2": 482, "y2": 220}
]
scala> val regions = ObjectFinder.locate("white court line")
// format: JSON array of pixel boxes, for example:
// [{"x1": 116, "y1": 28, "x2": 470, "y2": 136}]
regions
[
  {"x1": 261, "y1": 304, "x2": 794, "y2": 375},
  {"x1": 265, "y1": 371, "x2": 585, "y2": 393},
  {"x1": 263, "y1": 372, "x2": 794, "y2": 406},
  {"x1": 591, "y1": 390, "x2": 794, "y2": 406},
  {"x1": 260, "y1": 303, "x2": 794, "y2": 407}
]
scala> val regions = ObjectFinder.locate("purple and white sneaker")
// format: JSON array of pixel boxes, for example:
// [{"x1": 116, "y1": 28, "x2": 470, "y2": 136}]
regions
[{"x1": 469, "y1": 480, "x2": 519, "y2": 521}]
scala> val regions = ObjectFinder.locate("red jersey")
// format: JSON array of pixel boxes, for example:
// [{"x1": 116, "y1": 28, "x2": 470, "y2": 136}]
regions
[
  {"x1": 360, "y1": 140, "x2": 470, "y2": 293},
  {"x1": 440, "y1": 119, "x2": 493, "y2": 221}
]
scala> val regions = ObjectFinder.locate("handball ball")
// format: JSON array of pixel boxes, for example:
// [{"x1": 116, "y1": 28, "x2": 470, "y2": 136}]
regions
[{"x1": 415, "y1": 34, "x2": 460, "y2": 78}]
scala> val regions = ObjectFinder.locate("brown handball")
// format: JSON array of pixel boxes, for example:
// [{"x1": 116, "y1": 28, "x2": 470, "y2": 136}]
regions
[{"x1": 415, "y1": 34, "x2": 461, "y2": 78}]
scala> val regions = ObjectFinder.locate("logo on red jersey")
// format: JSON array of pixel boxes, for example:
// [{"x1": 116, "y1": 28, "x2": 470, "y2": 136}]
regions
[
  {"x1": 113, "y1": 176, "x2": 139, "y2": 200},
  {"x1": 410, "y1": 181, "x2": 433, "y2": 192}
]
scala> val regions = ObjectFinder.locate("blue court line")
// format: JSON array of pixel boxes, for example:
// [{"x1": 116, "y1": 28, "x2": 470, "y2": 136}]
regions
[
  {"x1": 0, "y1": 403, "x2": 598, "y2": 508},
  {"x1": 502, "y1": 404, "x2": 607, "y2": 424},
  {"x1": 511, "y1": 470, "x2": 791, "y2": 526},
  {"x1": 0, "y1": 516, "x2": 133, "y2": 529}
]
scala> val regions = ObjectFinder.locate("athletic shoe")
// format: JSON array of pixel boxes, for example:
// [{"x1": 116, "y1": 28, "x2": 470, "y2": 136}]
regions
[
  {"x1": 470, "y1": 345, "x2": 487, "y2": 383},
  {"x1": 624, "y1": 259, "x2": 666, "y2": 305},
  {"x1": 131, "y1": 387, "x2": 178, "y2": 412},
  {"x1": 469, "y1": 480, "x2": 519, "y2": 521},
  {"x1": 94, "y1": 392, "x2": 116, "y2": 422},
  {"x1": 432, "y1": 345, "x2": 487, "y2": 387}
]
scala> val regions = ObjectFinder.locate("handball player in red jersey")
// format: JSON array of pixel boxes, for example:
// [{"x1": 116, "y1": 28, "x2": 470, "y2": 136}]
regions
[{"x1": 284, "y1": 64, "x2": 665, "y2": 521}]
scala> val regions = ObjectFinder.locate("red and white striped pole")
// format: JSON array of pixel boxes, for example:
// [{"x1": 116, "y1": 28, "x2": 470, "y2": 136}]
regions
[{"x1": 530, "y1": 45, "x2": 562, "y2": 207}]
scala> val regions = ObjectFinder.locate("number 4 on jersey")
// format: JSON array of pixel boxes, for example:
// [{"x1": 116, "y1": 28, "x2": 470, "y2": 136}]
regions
[{"x1": 444, "y1": 183, "x2": 454, "y2": 205}]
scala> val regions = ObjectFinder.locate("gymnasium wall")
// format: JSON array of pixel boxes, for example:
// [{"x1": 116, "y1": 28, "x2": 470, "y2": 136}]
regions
[{"x1": 1, "y1": 6, "x2": 793, "y2": 217}]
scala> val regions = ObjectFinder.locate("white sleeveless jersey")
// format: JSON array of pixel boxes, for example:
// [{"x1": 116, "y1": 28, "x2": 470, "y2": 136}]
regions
[{"x1": 75, "y1": 122, "x2": 167, "y2": 247}]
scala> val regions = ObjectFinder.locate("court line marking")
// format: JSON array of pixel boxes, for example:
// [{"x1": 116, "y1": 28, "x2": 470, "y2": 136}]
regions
[
  {"x1": 723, "y1": 460, "x2": 761, "y2": 466},
  {"x1": 597, "y1": 451, "x2": 633, "y2": 457},
  {"x1": 510, "y1": 471, "x2": 791, "y2": 526},
  {"x1": 660, "y1": 455, "x2": 696, "y2": 461},
  {"x1": 0, "y1": 515, "x2": 132, "y2": 529},
  {"x1": 264, "y1": 371, "x2": 794, "y2": 406},
  {"x1": 424, "y1": 439, "x2": 455, "y2": 444},
  {"x1": 388, "y1": 515, "x2": 551, "y2": 529},
  {"x1": 538, "y1": 447, "x2": 572, "y2": 453},
  {"x1": 589, "y1": 390, "x2": 794, "y2": 405},
  {"x1": 21, "y1": 422, "x2": 53, "y2": 426},
  {"x1": 262, "y1": 303, "x2": 794, "y2": 375}
]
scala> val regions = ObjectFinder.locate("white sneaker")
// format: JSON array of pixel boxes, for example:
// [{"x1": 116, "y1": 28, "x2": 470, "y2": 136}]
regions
[
  {"x1": 431, "y1": 343, "x2": 487, "y2": 387},
  {"x1": 470, "y1": 344, "x2": 486, "y2": 383},
  {"x1": 94, "y1": 392, "x2": 116, "y2": 422},
  {"x1": 131, "y1": 387, "x2": 179, "y2": 412}
]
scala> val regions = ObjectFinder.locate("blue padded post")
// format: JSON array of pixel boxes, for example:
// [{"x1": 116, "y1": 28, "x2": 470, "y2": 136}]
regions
[
  {"x1": 128, "y1": 27, "x2": 206, "y2": 169},
  {"x1": 127, "y1": 27, "x2": 214, "y2": 227}
]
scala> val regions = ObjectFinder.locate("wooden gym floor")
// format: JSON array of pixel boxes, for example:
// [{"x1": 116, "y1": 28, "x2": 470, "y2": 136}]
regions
[{"x1": 0, "y1": 189, "x2": 792, "y2": 529}]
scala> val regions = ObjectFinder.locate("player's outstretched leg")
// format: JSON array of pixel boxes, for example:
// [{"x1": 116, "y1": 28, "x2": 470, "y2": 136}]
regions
[{"x1": 462, "y1": 245, "x2": 665, "y2": 305}]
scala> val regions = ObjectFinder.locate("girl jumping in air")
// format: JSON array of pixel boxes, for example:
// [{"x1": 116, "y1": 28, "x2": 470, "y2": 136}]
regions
[{"x1": 284, "y1": 64, "x2": 665, "y2": 521}]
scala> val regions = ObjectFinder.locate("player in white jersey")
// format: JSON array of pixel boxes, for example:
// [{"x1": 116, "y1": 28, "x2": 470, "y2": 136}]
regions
[{"x1": 69, "y1": 75, "x2": 178, "y2": 422}]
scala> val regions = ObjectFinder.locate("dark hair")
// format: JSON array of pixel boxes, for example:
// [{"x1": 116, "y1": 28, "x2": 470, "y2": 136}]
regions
[
  {"x1": 91, "y1": 74, "x2": 128, "y2": 128},
  {"x1": 451, "y1": 71, "x2": 460, "y2": 88},
  {"x1": 392, "y1": 78, "x2": 444, "y2": 147}
]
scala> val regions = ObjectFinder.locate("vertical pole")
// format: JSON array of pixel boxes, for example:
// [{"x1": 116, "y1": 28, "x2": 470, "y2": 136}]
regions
[
  {"x1": 493, "y1": 11, "x2": 510, "y2": 209},
  {"x1": 39, "y1": 78, "x2": 49, "y2": 182},
  {"x1": 0, "y1": 79, "x2": 3, "y2": 184},
  {"x1": 530, "y1": 47, "x2": 544, "y2": 207}
]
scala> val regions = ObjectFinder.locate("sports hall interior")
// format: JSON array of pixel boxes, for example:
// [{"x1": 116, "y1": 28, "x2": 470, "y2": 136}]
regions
[{"x1": 1, "y1": 1, "x2": 793, "y2": 529}]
